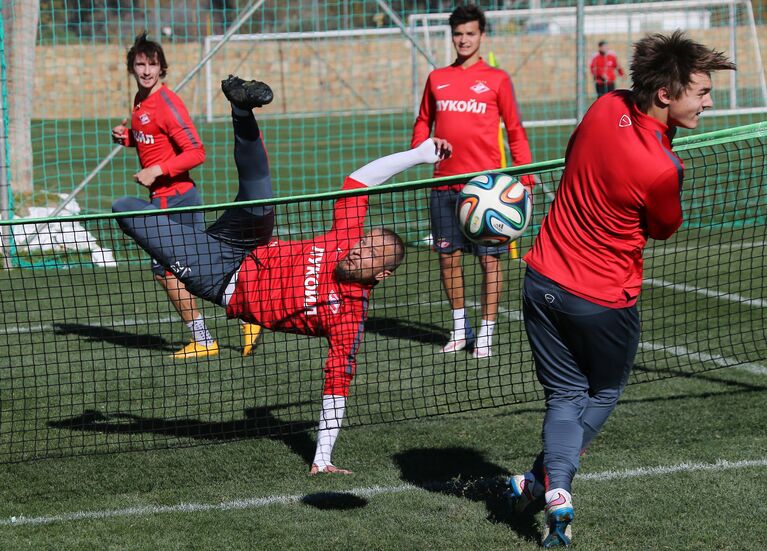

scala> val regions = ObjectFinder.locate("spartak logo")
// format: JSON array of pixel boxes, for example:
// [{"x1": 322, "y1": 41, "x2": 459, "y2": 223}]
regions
[
  {"x1": 470, "y1": 81, "x2": 491, "y2": 94},
  {"x1": 328, "y1": 290, "x2": 341, "y2": 315}
]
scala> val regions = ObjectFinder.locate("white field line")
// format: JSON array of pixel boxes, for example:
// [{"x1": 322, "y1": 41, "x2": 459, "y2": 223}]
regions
[
  {"x1": 644, "y1": 278, "x2": 767, "y2": 309},
  {"x1": 3, "y1": 457, "x2": 767, "y2": 527},
  {"x1": 645, "y1": 241, "x2": 766, "y2": 254},
  {"x1": 0, "y1": 316, "x2": 180, "y2": 336},
  {"x1": 577, "y1": 458, "x2": 767, "y2": 481},
  {"x1": 639, "y1": 341, "x2": 767, "y2": 375}
]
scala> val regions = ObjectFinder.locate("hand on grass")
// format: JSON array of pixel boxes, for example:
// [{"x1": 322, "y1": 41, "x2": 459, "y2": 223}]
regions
[{"x1": 310, "y1": 463, "x2": 353, "y2": 476}]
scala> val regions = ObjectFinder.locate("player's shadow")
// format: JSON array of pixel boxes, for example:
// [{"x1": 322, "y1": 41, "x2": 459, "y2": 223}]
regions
[
  {"x1": 364, "y1": 316, "x2": 447, "y2": 346},
  {"x1": 393, "y1": 446, "x2": 542, "y2": 543},
  {"x1": 52, "y1": 322, "x2": 177, "y2": 352},
  {"x1": 301, "y1": 492, "x2": 368, "y2": 511},
  {"x1": 48, "y1": 405, "x2": 317, "y2": 465}
]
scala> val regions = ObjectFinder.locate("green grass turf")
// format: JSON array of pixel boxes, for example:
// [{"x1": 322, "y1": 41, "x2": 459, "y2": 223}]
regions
[{"x1": 0, "y1": 367, "x2": 765, "y2": 550}]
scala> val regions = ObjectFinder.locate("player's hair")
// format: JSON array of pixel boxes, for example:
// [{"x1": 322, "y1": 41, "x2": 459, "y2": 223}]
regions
[
  {"x1": 379, "y1": 228, "x2": 406, "y2": 273},
  {"x1": 126, "y1": 32, "x2": 168, "y2": 78},
  {"x1": 598, "y1": 40, "x2": 608, "y2": 47},
  {"x1": 449, "y1": 4, "x2": 486, "y2": 33},
  {"x1": 630, "y1": 30, "x2": 736, "y2": 112}
]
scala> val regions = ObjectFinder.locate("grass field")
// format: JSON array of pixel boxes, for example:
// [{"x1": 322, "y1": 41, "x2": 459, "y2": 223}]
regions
[
  {"x1": 0, "y1": 367, "x2": 766, "y2": 550},
  {"x1": 2, "y1": 118, "x2": 765, "y2": 548}
]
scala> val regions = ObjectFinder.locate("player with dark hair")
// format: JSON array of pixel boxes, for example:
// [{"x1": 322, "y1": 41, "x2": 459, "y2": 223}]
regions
[
  {"x1": 448, "y1": 2, "x2": 486, "y2": 32},
  {"x1": 589, "y1": 40, "x2": 625, "y2": 97},
  {"x1": 412, "y1": 3, "x2": 533, "y2": 359},
  {"x1": 116, "y1": 75, "x2": 451, "y2": 474},
  {"x1": 112, "y1": 32, "x2": 262, "y2": 359},
  {"x1": 506, "y1": 31, "x2": 735, "y2": 547}
]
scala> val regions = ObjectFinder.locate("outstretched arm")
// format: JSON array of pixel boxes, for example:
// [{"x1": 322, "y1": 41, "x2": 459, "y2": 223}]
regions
[
  {"x1": 309, "y1": 311, "x2": 365, "y2": 475},
  {"x1": 310, "y1": 395, "x2": 350, "y2": 475},
  {"x1": 349, "y1": 138, "x2": 451, "y2": 187},
  {"x1": 329, "y1": 138, "x2": 452, "y2": 234}
]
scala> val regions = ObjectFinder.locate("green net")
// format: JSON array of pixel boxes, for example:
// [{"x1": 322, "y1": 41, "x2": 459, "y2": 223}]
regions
[
  {"x1": 2, "y1": 0, "x2": 767, "y2": 219},
  {"x1": 0, "y1": 120, "x2": 764, "y2": 462}
]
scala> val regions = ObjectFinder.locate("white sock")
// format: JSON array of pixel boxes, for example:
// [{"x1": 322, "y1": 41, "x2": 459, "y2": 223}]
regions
[
  {"x1": 476, "y1": 319, "x2": 495, "y2": 350},
  {"x1": 312, "y1": 395, "x2": 346, "y2": 471},
  {"x1": 349, "y1": 138, "x2": 441, "y2": 187},
  {"x1": 186, "y1": 316, "x2": 214, "y2": 346},
  {"x1": 545, "y1": 488, "x2": 573, "y2": 507},
  {"x1": 452, "y1": 308, "x2": 466, "y2": 339}
]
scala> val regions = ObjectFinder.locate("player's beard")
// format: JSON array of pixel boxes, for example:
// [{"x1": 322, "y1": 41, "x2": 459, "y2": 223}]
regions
[{"x1": 334, "y1": 262, "x2": 377, "y2": 286}]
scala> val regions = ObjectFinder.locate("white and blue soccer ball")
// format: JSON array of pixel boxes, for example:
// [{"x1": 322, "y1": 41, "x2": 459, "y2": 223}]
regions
[{"x1": 456, "y1": 173, "x2": 532, "y2": 247}]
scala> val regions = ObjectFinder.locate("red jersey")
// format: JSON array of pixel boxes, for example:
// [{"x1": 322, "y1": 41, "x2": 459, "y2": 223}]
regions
[
  {"x1": 125, "y1": 84, "x2": 205, "y2": 198},
  {"x1": 411, "y1": 59, "x2": 533, "y2": 190},
  {"x1": 524, "y1": 91, "x2": 684, "y2": 308},
  {"x1": 589, "y1": 51, "x2": 624, "y2": 85},
  {"x1": 226, "y1": 177, "x2": 372, "y2": 397}
]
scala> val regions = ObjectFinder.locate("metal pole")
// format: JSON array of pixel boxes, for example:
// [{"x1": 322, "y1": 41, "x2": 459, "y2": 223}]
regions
[
  {"x1": 729, "y1": 0, "x2": 737, "y2": 109},
  {"x1": 0, "y1": 7, "x2": 12, "y2": 269},
  {"x1": 375, "y1": 0, "x2": 437, "y2": 69},
  {"x1": 153, "y1": 0, "x2": 162, "y2": 43},
  {"x1": 575, "y1": 0, "x2": 586, "y2": 122},
  {"x1": 410, "y1": 17, "x2": 419, "y2": 117},
  {"x1": 744, "y1": 0, "x2": 767, "y2": 106}
]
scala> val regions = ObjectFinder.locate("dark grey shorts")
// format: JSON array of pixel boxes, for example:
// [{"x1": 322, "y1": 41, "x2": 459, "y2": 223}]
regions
[
  {"x1": 147, "y1": 186, "x2": 204, "y2": 276},
  {"x1": 429, "y1": 189, "x2": 508, "y2": 256},
  {"x1": 522, "y1": 267, "x2": 639, "y2": 395}
]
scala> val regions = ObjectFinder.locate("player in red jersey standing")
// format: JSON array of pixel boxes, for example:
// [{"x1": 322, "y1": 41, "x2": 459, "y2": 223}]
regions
[
  {"x1": 506, "y1": 31, "x2": 735, "y2": 547},
  {"x1": 117, "y1": 75, "x2": 452, "y2": 474},
  {"x1": 112, "y1": 33, "x2": 261, "y2": 359},
  {"x1": 589, "y1": 40, "x2": 625, "y2": 97},
  {"x1": 412, "y1": 4, "x2": 534, "y2": 359}
]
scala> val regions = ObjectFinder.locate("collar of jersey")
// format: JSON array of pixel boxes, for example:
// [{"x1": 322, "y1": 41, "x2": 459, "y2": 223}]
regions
[
  {"x1": 450, "y1": 58, "x2": 487, "y2": 72},
  {"x1": 629, "y1": 97, "x2": 669, "y2": 135}
]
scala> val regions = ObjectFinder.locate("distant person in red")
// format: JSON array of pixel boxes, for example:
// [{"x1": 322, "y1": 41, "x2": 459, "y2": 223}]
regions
[
  {"x1": 507, "y1": 31, "x2": 735, "y2": 547},
  {"x1": 412, "y1": 4, "x2": 534, "y2": 359},
  {"x1": 590, "y1": 40, "x2": 625, "y2": 97},
  {"x1": 111, "y1": 33, "x2": 261, "y2": 359}
]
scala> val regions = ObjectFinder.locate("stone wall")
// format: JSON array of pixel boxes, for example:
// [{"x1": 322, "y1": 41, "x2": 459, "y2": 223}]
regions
[{"x1": 32, "y1": 26, "x2": 767, "y2": 120}]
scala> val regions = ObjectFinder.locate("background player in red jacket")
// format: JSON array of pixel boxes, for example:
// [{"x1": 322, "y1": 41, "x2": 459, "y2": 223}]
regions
[
  {"x1": 117, "y1": 75, "x2": 452, "y2": 474},
  {"x1": 412, "y1": 4, "x2": 534, "y2": 359},
  {"x1": 506, "y1": 32, "x2": 735, "y2": 547},
  {"x1": 589, "y1": 40, "x2": 625, "y2": 97},
  {"x1": 112, "y1": 33, "x2": 261, "y2": 359}
]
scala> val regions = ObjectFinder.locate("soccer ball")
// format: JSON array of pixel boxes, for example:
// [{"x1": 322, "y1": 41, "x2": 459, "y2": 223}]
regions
[{"x1": 456, "y1": 173, "x2": 532, "y2": 246}]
